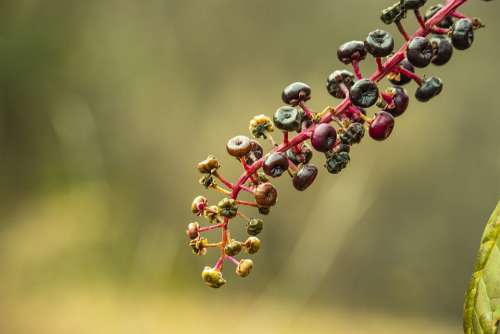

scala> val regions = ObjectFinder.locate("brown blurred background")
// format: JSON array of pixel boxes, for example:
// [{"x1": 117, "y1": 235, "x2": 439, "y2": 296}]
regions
[{"x1": 0, "y1": 0, "x2": 498, "y2": 333}]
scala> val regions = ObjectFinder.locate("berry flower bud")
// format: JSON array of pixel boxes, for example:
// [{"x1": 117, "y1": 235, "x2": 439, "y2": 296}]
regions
[
  {"x1": 186, "y1": 222, "x2": 200, "y2": 240},
  {"x1": 224, "y1": 240, "x2": 243, "y2": 256},
  {"x1": 247, "y1": 218, "x2": 264, "y2": 236},
  {"x1": 217, "y1": 198, "x2": 238, "y2": 218},
  {"x1": 273, "y1": 106, "x2": 302, "y2": 132},
  {"x1": 197, "y1": 155, "x2": 220, "y2": 174},
  {"x1": 191, "y1": 195, "x2": 208, "y2": 214},
  {"x1": 325, "y1": 151, "x2": 350, "y2": 174},
  {"x1": 244, "y1": 236, "x2": 261, "y2": 254},
  {"x1": 226, "y1": 135, "x2": 252, "y2": 158},
  {"x1": 203, "y1": 205, "x2": 220, "y2": 224},
  {"x1": 236, "y1": 259, "x2": 254, "y2": 278},
  {"x1": 190, "y1": 237, "x2": 209, "y2": 256},
  {"x1": 249, "y1": 114, "x2": 274, "y2": 139},
  {"x1": 254, "y1": 182, "x2": 278, "y2": 208},
  {"x1": 202, "y1": 267, "x2": 226, "y2": 288}
]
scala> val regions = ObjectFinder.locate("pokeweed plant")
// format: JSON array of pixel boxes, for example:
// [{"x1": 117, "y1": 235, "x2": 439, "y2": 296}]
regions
[{"x1": 186, "y1": 0, "x2": 494, "y2": 291}]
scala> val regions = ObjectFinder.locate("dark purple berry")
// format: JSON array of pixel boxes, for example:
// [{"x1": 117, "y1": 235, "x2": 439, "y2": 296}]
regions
[
  {"x1": 369, "y1": 111, "x2": 395, "y2": 141},
  {"x1": 337, "y1": 41, "x2": 367, "y2": 64},
  {"x1": 402, "y1": 0, "x2": 427, "y2": 10},
  {"x1": 407, "y1": 37, "x2": 433, "y2": 68},
  {"x1": 286, "y1": 143, "x2": 313, "y2": 165},
  {"x1": 273, "y1": 106, "x2": 302, "y2": 132},
  {"x1": 325, "y1": 151, "x2": 350, "y2": 174},
  {"x1": 425, "y1": 4, "x2": 454, "y2": 29},
  {"x1": 263, "y1": 152, "x2": 289, "y2": 178},
  {"x1": 292, "y1": 164, "x2": 318, "y2": 191},
  {"x1": 327, "y1": 70, "x2": 355, "y2": 99},
  {"x1": 311, "y1": 123, "x2": 337, "y2": 152},
  {"x1": 282, "y1": 82, "x2": 311, "y2": 106},
  {"x1": 430, "y1": 36, "x2": 453, "y2": 66},
  {"x1": 415, "y1": 76, "x2": 443, "y2": 102},
  {"x1": 349, "y1": 79, "x2": 379, "y2": 108},
  {"x1": 389, "y1": 59, "x2": 415, "y2": 86},
  {"x1": 365, "y1": 30, "x2": 394, "y2": 57},
  {"x1": 245, "y1": 140, "x2": 264, "y2": 165},
  {"x1": 254, "y1": 183, "x2": 278, "y2": 207},
  {"x1": 383, "y1": 86, "x2": 409, "y2": 117},
  {"x1": 451, "y1": 19, "x2": 474, "y2": 50},
  {"x1": 340, "y1": 122, "x2": 365, "y2": 145},
  {"x1": 227, "y1": 136, "x2": 252, "y2": 158}
]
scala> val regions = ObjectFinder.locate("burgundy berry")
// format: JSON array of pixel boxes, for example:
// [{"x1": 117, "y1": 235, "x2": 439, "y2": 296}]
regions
[
  {"x1": 282, "y1": 82, "x2": 311, "y2": 106},
  {"x1": 415, "y1": 76, "x2": 443, "y2": 102},
  {"x1": 383, "y1": 86, "x2": 409, "y2": 117},
  {"x1": 226, "y1": 135, "x2": 252, "y2": 158},
  {"x1": 311, "y1": 123, "x2": 337, "y2": 152},
  {"x1": 365, "y1": 29, "x2": 394, "y2": 57},
  {"x1": 425, "y1": 4, "x2": 454, "y2": 29},
  {"x1": 244, "y1": 140, "x2": 264, "y2": 165},
  {"x1": 263, "y1": 152, "x2": 289, "y2": 178},
  {"x1": 286, "y1": 143, "x2": 313, "y2": 165},
  {"x1": 451, "y1": 19, "x2": 474, "y2": 50},
  {"x1": 388, "y1": 59, "x2": 415, "y2": 86},
  {"x1": 430, "y1": 36, "x2": 453, "y2": 66},
  {"x1": 349, "y1": 79, "x2": 379, "y2": 108},
  {"x1": 292, "y1": 164, "x2": 318, "y2": 191},
  {"x1": 254, "y1": 182, "x2": 278, "y2": 207},
  {"x1": 337, "y1": 41, "x2": 367, "y2": 64},
  {"x1": 406, "y1": 37, "x2": 433, "y2": 68},
  {"x1": 369, "y1": 111, "x2": 395, "y2": 141},
  {"x1": 326, "y1": 70, "x2": 355, "y2": 99}
]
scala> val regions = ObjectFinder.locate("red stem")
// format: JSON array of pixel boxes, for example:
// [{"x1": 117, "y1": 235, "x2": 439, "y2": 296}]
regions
[
  {"x1": 397, "y1": 66, "x2": 423, "y2": 85},
  {"x1": 199, "y1": 223, "x2": 225, "y2": 233},
  {"x1": 414, "y1": 9, "x2": 426, "y2": 30},
  {"x1": 298, "y1": 102, "x2": 313, "y2": 119},
  {"x1": 351, "y1": 59, "x2": 363, "y2": 79},
  {"x1": 396, "y1": 20, "x2": 410, "y2": 41}
]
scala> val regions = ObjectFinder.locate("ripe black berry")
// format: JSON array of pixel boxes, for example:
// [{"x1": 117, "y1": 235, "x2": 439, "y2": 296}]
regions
[
  {"x1": 451, "y1": 19, "x2": 474, "y2": 50},
  {"x1": 282, "y1": 82, "x2": 311, "y2": 106},
  {"x1": 365, "y1": 30, "x2": 394, "y2": 57},
  {"x1": 286, "y1": 143, "x2": 313, "y2": 165},
  {"x1": 273, "y1": 106, "x2": 302, "y2": 132},
  {"x1": 254, "y1": 182, "x2": 278, "y2": 207},
  {"x1": 415, "y1": 76, "x2": 443, "y2": 102},
  {"x1": 369, "y1": 111, "x2": 395, "y2": 141},
  {"x1": 263, "y1": 152, "x2": 289, "y2": 178},
  {"x1": 407, "y1": 37, "x2": 433, "y2": 68},
  {"x1": 337, "y1": 41, "x2": 367, "y2": 64},
  {"x1": 326, "y1": 70, "x2": 355, "y2": 99},
  {"x1": 425, "y1": 4, "x2": 454, "y2": 29},
  {"x1": 311, "y1": 123, "x2": 337, "y2": 152},
  {"x1": 401, "y1": 0, "x2": 427, "y2": 10},
  {"x1": 383, "y1": 86, "x2": 409, "y2": 117},
  {"x1": 245, "y1": 140, "x2": 264, "y2": 165},
  {"x1": 340, "y1": 122, "x2": 365, "y2": 145},
  {"x1": 292, "y1": 164, "x2": 318, "y2": 191},
  {"x1": 349, "y1": 79, "x2": 379, "y2": 108},
  {"x1": 388, "y1": 59, "x2": 415, "y2": 86},
  {"x1": 430, "y1": 36, "x2": 453, "y2": 66},
  {"x1": 227, "y1": 136, "x2": 252, "y2": 158},
  {"x1": 325, "y1": 151, "x2": 350, "y2": 174}
]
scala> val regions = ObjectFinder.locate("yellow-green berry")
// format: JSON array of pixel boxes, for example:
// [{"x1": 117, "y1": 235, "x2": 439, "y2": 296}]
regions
[
  {"x1": 245, "y1": 236, "x2": 261, "y2": 254},
  {"x1": 236, "y1": 259, "x2": 254, "y2": 278},
  {"x1": 249, "y1": 114, "x2": 274, "y2": 139},
  {"x1": 218, "y1": 198, "x2": 238, "y2": 218},
  {"x1": 202, "y1": 267, "x2": 226, "y2": 288},
  {"x1": 224, "y1": 240, "x2": 243, "y2": 256}
]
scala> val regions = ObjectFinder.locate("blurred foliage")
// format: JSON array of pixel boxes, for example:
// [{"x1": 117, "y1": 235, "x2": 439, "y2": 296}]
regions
[{"x1": 0, "y1": 0, "x2": 498, "y2": 333}]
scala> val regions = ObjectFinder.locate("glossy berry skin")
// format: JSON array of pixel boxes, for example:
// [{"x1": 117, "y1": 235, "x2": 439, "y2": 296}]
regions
[
  {"x1": 340, "y1": 122, "x2": 365, "y2": 145},
  {"x1": 263, "y1": 152, "x2": 289, "y2": 178},
  {"x1": 286, "y1": 143, "x2": 313, "y2": 165},
  {"x1": 337, "y1": 41, "x2": 367, "y2": 64},
  {"x1": 384, "y1": 86, "x2": 409, "y2": 117},
  {"x1": 273, "y1": 106, "x2": 302, "y2": 132},
  {"x1": 430, "y1": 36, "x2": 453, "y2": 66},
  {"x1": 186, "y1": 222, "x2": 200, "y2": 240},
  {"x1": 415, "y1": 76, "x2": 443, "y2": 102},
  {"x1": 325, "y1": 152, "x2": 350, "y2": 174},
  {"x1": 406, "y1": 37, "x2": 433, "y2": 68},
  {"x1": 282, "y1": 82, "x2": 311, "y2": 106},
  {"x1": 349, "y1": 79, "x2": 379, "y2": 108},
  {"x1": 389, "y1": 59, "x2": 415, "y2": 86},
  {"x1": 311, "y1": 123, "x2": 337, "y2": 152},
  {"x1": 292, "y1": 164, "x2": 318, "y2": 191},
  {"x1": 245, "y1": 140, "x2": 264, "y2": 165},
  {"x1": 402, "y1": 0, "x2": 427, "y2": 10},
  {"x1": 365, "y1": 30, "x2": 394, "y2": 57},
  {"x1": 425, "y1": 4, "x2": 454, "y2": 29},
  {"x1": 254, "y1": 182, "x2": 278, "y2": 207},
  {"x1": 369, "y1": 111, "x2": 395, "y2": 141},
  {"x1": 451, "y1": 19, "x2": 474, "y2": 50},
  {"x1": 326, "y1": 70, "x2": 355, "y2": 99},
  {"x1": 226, "y1": 135, "x2": 252, "y2": 158}
]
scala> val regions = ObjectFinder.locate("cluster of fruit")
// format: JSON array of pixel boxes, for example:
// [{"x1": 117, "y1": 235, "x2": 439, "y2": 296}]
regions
[{"x1": 186, "y1": 0, "x2": 490, "y2": 288}]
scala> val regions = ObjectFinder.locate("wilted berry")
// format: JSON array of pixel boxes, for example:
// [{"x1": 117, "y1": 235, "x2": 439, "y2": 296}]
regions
[
  {"x1": 197, "y1": 155, "x2": 220, "y2": 174},
  {"x1": 249, "y1": 114, "x2": 274, "y2": 139},
  {"x1": 236, "y1": 259, "x2": 254, "y2": 278},
  {"x1": 186, "y1": 222, "x2": 200, "y2": 240},
  {"x1": 245, "y1": 140, "x2": 264, "y2": 165},
  {"x1": 451, "y1": 19, "x2": 474, "y2": 50},
  {"x1": 311, "y1": 124, "x2": 337, "y2": 152},
  {"x1": 365, "y1": 29, "x2": 394, "y2": 57},
  {"x1": 407, "y1": 37, "x2": 433, "y2": 68},
  {"x1": 218, "y1": 198, "x2": 238, "y2": 218},
  {"x1": 282, "y1": 82, "x2": 311, "y2": 106},
  {"x1": 388, "y1": 59, "x2": 415, "y2": 86},
  {"x1": 247, "y1": 218, "x2": 264, "y2": 236},
  {"x1": 350, "y1": 79, "x2": 379, "y2": 108},
  {"x1": 199, "y1": 175, "x2": 216, "y2": 189},
  {"x1": 224, "y1": 240, "x2": 243, "y2": 256},
  {"x1": 263, "y1": 152, "x2": 289, "y2": 178},
  {"x1": 226, "y1": 135, "x2": 252, "y2": 158},
  {"x1": 202, "y1": 267, "x2": 226, "y2": 288},
  {"x1": 383, "y1": 86, "x2": 409, "y2": 117},
  {"x1": 273, "y1": 106, "x2": 302, "y2": 132},
  {"x1": 254, "y1": 182, "x2": 278, "y2": 207},
  {"x1": 430, "y1": 36, "x2": 453, "y2": 66},
  {"x1": 190, "y1": 237, "x2": 209, "y2": 256},
  {"x1": 325, "y1": 151, "x2": 350, "y2": 174},
  {"x1": 245, "y1": 236, "x2": 261, "y2": 254},
  {"x1": 337, "y1": 41, "x2": 367, "y2": 64},
  {"x1": 369, "y1": 111, "x2": 395, "y2": 141},
  {"x1": 191, "y1": 195, "x2": 208, "y2": 214},
  {"x1": 425, "y1": 4, "x2": 454, "y2": 29},
  {"x1": 340, "y1": 122, "x2": 365, "y2": 145},
  {"x1": 286, "y1": 143, "x2": 313, "y2": 165},
  {"x1": 415, "y1": 76, "x2": 443, "y2": 102},
  {"x1": 326, "y1": 70, "x2": 355, "y2": 99},
  {"x1": 293, "y1": 164, "x2": 318, "y2": 191}
]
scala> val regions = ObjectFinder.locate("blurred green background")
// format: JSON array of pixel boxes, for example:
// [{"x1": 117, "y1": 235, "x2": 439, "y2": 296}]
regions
[{"x1": 0, "y1": 0, "x2": 498, "y2": 333}]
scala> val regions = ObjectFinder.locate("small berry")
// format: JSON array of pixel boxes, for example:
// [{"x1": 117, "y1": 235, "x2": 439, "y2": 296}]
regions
[
  {"x1": 191, "y1": 195, "x2": 208, "y2": 214},
  {"x1": 254, "y1": 182, "x2": 278, "y2": 207},
  {"x1": 247, "y1": 218, "x2": 264, "y2": 236},
  {"x1": 401, "y1": 0, "x2": 427, "y2": 10},
  {"x1": 337, "y1": 41, "x2": 367, "y2": 64},
  {"x1": 292, "y1": 164, "x2": 318, "y2": 191},
  {"x1": 383, "y1": 86, "x2": 409, "y2": 117},
  {"x1": 263, "y1": 152, "x2": 289, "y2": 178},
  {"x1": 325, "y1": 151, "x2": 350, "y2": 174},
  {"x1": 451, "y1": 19, "x2": 474, "y2": 50},
  {"x1": 365, "y1": 29, "x2": 394, "y2": 57},
  {"x1": 311, "y1": 123, "x2": 337, "y2": 152},
  {"x1": 190, "y1": 237, "x2": 209, "y2": 256},
  {"x1": 340, "y1": 122, "x2": 365, "y2": 145},
  {"x1": 349, "y1": 79, "x2": 379, "y2": 108},
  {"x1": 244, "y1": 236, "x2": 261, "y2": 254},
  {"x1": 203, "y1": 205, "x2": 220, "y2": 224},
  {"x1": 202, "y1": 267, "x2": 226, "y2": 288},
  {"x1": 236, "y1": 259, "x2": 254, "y2": 278},
  {"x1": 249, "y1": 114, "x2": 274, "y2": 139},
  {"x1": 326, "y1": 70, "x2": 355, "y2": 99},
  {"x1": 369, "y1": 111, "x2": 395, "y2": 141},
  {"x1": 415, "y1": 76, "x2": 443, "y2": 102},
  {"x1": 425, "y1": 4, "x2": 454, "y2": 29},
  {"x1": 286, "y1": 143, "x2": 313, "y2": 165},
  {"x1": 388, "y1": 59, "x2": 415, "y2": 86},
  {"x1": 282, "y1": 82, "x2": 311, "y2": 106},
  {"x1": 245, "y1": 140, "x2": 264, "y2": 165},
  {"x1": 186, "y1": 222, "x2": 200, "y2": 240},
  {"x1": 258, "y1": 206, "x2": 271, "y2": 215},
  {"x1": 217, "y1": 198, "x2": 238, "y2": 218},
  {"x1": 224, "y1": 240, "x2": 243, "y2": 256},
  {"x1": 197, "y1": 155, "x2": 220, "y2": 174},
  {"x1": 226, "y1": 135, "x2": 252, "y2": 158},
  {"x1": 406, "y1": 37, "x2": 433, "y2": 68},
  {"x1": 430, "y1": 36, "x2": 453, "y2": 66},
  {"x1": 380, "y1": 2, "x2": 405, "y2": 25},
  {"x1": 273, "y1": 106, "x2": 302, "y2": 132}
]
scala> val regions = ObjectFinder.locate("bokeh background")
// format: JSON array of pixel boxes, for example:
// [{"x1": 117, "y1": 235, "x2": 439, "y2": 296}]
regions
[{"x1": 0, "y1": 0, "x2": 498, "y2": 333}]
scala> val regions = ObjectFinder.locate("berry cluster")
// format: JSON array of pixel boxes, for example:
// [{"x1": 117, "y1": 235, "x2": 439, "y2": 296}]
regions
[{"x1": 186, "y1": 0, "x2": 490, "y2": 288}]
